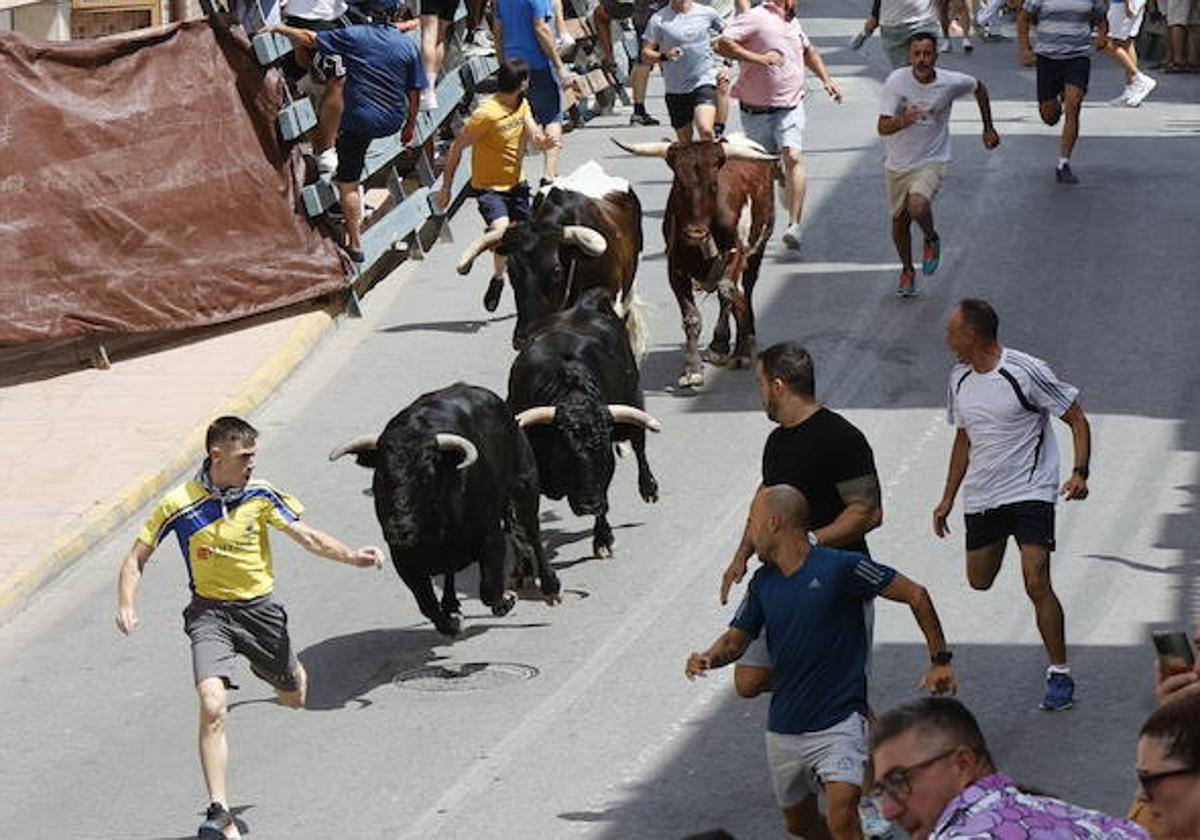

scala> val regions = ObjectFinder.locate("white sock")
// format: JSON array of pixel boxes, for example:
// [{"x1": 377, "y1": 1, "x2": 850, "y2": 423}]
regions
[
  {"x1": 1048, "y1": 663, "x2": 1071, "y2": 675},
  {"x1": 1057, "y1": 157, "x2": 1070, "y2": 169}
]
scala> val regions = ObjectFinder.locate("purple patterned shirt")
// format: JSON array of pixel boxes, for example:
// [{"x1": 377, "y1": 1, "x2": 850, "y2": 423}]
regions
[{"x1": 931, "y1": 772, "x2": 1151, "y2": 839}]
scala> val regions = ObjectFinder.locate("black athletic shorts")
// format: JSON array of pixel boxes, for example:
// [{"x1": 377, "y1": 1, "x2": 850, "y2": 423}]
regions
[
  {"x1": 183, "y1": 595, "x2": 300, "y2": 692},
  {"x1": 420, "y1": 0, "x2": 459, "y2": 21},
  {"x1": 665, "y1": 84, "x2": 717, "y2": 128},
  {"x1": 964, "y1": 500, "x2": 1056, "y2": 552},
  {"x1": 1036, "y1": 54, "x2": 1091, "y2": 102}
]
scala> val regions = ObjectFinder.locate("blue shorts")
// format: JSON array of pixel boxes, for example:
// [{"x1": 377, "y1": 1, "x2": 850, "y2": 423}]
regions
[
  {"x1": 739, "y1": 102, "x2": 805, "y2": 154},
  {"x1": 528, "y1": 67, "x2": 563, "y2": 126},
  {"x1": 474, "y1": 182, "x2": 532, "y2": 226}
]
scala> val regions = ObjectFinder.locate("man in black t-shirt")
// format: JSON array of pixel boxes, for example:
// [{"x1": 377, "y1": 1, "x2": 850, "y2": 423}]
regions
[{"x1": 720, "y1": 342, "x2": 884, "y2": 697}]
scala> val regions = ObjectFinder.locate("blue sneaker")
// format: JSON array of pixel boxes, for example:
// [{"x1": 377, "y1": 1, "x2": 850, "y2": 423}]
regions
[
  {"x1": 921, "y1": 235, "x2": 941, "y2": 275},
  {"x1": 1040, "y1": 672, "x2": 1075, "y2": 711}
]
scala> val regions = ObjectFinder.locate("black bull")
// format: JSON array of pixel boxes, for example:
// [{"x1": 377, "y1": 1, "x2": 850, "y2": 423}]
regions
[
  {"x1": 329, "y1": 383, "x2": 560, "y2": 637},
  {"x1": 508, "y1": 288, "x2": 662, "y2": 558}
]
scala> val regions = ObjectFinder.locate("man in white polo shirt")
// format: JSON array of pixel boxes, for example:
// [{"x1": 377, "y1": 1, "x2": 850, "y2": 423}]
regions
[{"x1": 932, "y1": 298, "x2": 1092, "y2": 713}]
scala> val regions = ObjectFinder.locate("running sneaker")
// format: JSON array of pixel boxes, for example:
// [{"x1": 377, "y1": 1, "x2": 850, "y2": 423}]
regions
[
  {"x1": 896, "y1": 269, "x2": 916, "y2": 297},
  {"x1": 197, "y1": 802, "x2": 241, "y2": 840},
  {"x1": 1055, "y1": 162, "x2": 1079, "y2": 184},
  {"x1": 1125, "y1": 74, "x2": 1157, "y2": 106},
  {"x1": 1110, "y1": 86, "x2": 1133, "y2": 106},
  {"x1": 315, "y1": 147, "x2": 338, "y2": 178},
  {"x1": 922, "y1": 234, "x2": 941, "y2": 275},
  {"x1": 629, "y1": 111, "x2": 661, "y2": 126},
  {"x1": 781, "y1": 223, "x2": 803, "y2": 251},
  {"x1": 1040, "y1": 672, "x2": 1075, "y2": 711},
  {"x1": 483, "y1": 276, "x2": 505, "y2": 312}
]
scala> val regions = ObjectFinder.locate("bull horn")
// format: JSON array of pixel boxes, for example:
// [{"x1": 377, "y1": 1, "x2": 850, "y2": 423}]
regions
[
  {"x1": 722, "y1": 143, "x2": 779, "y2": 163},
  {"x1": 434, "y1": 433, "x2": 479, "y2": 470},
  {"x1": 608, "y1": 404, "x2": 662, "y2": 432},
  {"x1": 516, "y1": 406, "x2": 557, "y2": 428},
  {"x1": 329, "y1": 434, "x2": 379, "y2": 462},
  {"x1": 560, "y1": 225, "x2": 607, "y2": 257},
  {"x1": 456, "y1": 227, "x2": 507, "y2": 275},
  {"x1": 611, "y1": 138, "x2": 671, "y2": 158}
]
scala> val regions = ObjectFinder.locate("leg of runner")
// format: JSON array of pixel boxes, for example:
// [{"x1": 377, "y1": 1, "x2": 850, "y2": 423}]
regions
[
  {"x1": 965, "y1": 540, "x2": 1006, "y2": 591},
  {"x1": 783, "y1": 793, "x2": 834, "y2": 839},
  {"x1": 782, "y1": 146, "x2": 806, "y2": 233},
  {"x1": 542, "y1": 121, "x2": 562, "y2": 180},
  {"x1": 315, "y1": 77, "x2": 344, "y2": 154},
  {"x1": 905, "y1": 192, "x2": 939, "y2": 275},
  {"x1": 1057, "y1": 82, "x2": 1084, "y2": 181},
  {"x1": 824, "y1": 781, "x2": 863, "y2": 840},
  {"x1": 275, "y1": 662, "x2": 308, "y2": 709},
  {"x1": 197, "y1": 677, "x2": 231, "y2": 807},
  {"x1": 1019, "y1": 543, "x2": 1067, "y2": 666},
  {"x1": 692, "y1": 102, "x2": 716, "y2": 140}
]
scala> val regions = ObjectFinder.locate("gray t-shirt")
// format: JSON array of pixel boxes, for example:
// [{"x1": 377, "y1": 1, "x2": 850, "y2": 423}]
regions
[
  {"x1": 879, "y1": 66, "x2": 977, "y2": 171},
  {"x1": 644, "y1": 3, "x2": 725, "y2": 94}
]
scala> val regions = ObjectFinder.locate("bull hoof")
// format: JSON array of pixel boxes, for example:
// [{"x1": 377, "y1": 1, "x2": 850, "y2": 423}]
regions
[
  {"x1": 639, "y1": 479, "x2": 659, "y2": 504},
  {"x1": 678, "y1": 370, "x2": 705, "y2": 388},
  {"x1": 544, "y1": 593, "x2": 563, "y2": 606},
  {"x1": 491, "y1": 591, "x2": 517, "y2": 617},
  {"x1": 594, "y1": 542, "x2": 614, "y2": 559},
  {"x1": 702, "y1": 348, "x2": 733, "y2": 368},
  {"x1": 436, "y1": 612, "x2": 463, "y2": 637}
]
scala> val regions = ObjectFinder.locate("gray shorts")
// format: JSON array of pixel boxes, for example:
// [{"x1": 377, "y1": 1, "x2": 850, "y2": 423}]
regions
[
  {"x1": 765, "y1": 712, "x2": 869, "y2": 807},
  {"x1": 183, "y1": 595, "x2": 300, "y2": 692}
]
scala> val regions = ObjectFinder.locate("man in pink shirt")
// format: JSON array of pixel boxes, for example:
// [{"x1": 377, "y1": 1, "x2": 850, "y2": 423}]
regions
[{"x1": 716, "y1": 0, "x2": 842, "y2": 253}]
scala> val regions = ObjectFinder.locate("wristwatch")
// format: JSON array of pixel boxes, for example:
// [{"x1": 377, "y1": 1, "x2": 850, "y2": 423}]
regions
[
  {"x1": 931, "y1": 650, "x2": 953, "y2": 666},
  {"x1": 1072, "y1": 466, "x2": 1090, "y2": 479}
]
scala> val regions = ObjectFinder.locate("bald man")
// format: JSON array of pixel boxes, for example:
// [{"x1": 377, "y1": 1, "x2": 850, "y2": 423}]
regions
[{"x1": 686, "y1": 486, "x2": 957, "y2": 840}]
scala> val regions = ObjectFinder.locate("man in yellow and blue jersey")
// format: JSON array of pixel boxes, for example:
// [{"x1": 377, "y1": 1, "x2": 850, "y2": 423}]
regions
[{"x1": 115, "y1": 415, "x2": 383, "y2": 840}]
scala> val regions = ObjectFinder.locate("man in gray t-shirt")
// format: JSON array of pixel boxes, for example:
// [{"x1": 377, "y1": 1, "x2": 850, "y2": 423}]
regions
[
  {"x1": 642, "y1": 0, "x2": 725, "y2": 140},
  {"x1": 876, "y1": 32, "x2": 998, "y2": 297}
]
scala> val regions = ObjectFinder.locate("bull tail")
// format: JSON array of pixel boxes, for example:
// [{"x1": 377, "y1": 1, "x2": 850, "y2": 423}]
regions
[{"x1": 616, "y1": 292, "x2": 649, "y2": 363}]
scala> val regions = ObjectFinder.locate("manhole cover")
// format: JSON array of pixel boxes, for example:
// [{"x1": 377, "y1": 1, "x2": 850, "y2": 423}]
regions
[{"x1": 393, "y1": 662, "x2": 539, "y2": 693}]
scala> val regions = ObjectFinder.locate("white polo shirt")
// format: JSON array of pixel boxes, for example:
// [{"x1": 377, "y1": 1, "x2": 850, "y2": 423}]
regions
[{"x1": 947, "y1": 347, "x2": 1079, "y2": 514}]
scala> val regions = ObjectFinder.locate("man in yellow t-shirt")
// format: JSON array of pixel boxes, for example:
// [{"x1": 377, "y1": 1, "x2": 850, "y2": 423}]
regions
[
  {"x1": 114, "y1": 415, "x2": 383, "y2": 840},
  {"x1": 434, "y1": 57, "x2": 559, "y2": 313}
]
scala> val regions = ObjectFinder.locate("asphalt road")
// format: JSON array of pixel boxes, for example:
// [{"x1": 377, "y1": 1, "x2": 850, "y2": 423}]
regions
[{"x1": 2, "y1": 5, "x2": 1198, "y2": 838}]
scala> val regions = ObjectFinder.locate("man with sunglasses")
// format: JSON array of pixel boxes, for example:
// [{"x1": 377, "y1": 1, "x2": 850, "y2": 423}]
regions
[
  {"x1": 870, "y1": 697, "x2": 1149, "y2": 839},
  {"x1": 687, "y1": 485, "x2": 956, "y2": 839},
  {"x1": 1136, "y1": 694, "x2": 1200, "y2": 839}
]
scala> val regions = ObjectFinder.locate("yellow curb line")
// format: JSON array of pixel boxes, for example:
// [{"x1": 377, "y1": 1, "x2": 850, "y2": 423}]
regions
[{"x1": 0, "y1": 302, "x2": 341, "y2": 624}]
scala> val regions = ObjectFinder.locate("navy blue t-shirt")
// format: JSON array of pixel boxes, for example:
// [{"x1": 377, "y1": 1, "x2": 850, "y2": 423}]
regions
[
  {"x1": 731, "y1": 546, "x2": 896, "y2": 735},
  {"x1": 315, "y1": 24, "x2": 426, "y2": 137}
]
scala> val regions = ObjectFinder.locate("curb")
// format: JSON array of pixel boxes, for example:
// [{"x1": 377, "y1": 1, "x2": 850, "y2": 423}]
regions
[{"x1": 0, "y1": 302, "x2": 341, "y2": 627}]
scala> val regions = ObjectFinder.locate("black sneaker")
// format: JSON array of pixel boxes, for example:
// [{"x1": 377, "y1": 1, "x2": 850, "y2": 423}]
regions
[
  {"x1": 1055, "y1": 163, "x2": 1079, "y2": 184},
  {"x1": 629, "y1": 111, "x2": 661, "y2": 126},
  {"x1": 483, "y1": 276, "x2": 505, "y2": 312},
  {"x1": 198, "y1": 802, "x2": 240, "y2": 839}
]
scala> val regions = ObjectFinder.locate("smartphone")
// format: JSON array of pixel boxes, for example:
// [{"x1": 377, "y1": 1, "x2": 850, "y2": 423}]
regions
[{"x1": 1152, "y1": 630, "x2": 1197, "y2": 675}]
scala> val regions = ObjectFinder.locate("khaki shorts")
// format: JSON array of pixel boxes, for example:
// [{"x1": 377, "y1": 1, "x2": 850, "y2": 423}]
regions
[{"x1": 887, "y1": 162, "x2": 945, "y2": 217}]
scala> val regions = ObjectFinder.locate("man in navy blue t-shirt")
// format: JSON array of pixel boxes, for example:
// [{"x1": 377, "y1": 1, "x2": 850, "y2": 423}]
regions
[
  {"x1": 687, "y1": 485, "x2": 956, "y2": 840},
  {"x1": 271, "y1": 0, "x2": 426, "y2": 263}
]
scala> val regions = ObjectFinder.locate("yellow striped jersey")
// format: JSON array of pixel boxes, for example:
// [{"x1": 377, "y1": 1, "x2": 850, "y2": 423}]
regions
[{"x1": 137, "y1": 478, "x2": 304, "y2": 602}]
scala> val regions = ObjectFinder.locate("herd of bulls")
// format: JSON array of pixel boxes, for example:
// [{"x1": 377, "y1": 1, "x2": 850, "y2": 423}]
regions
[{"x1": 329, "y1": 137, "x2": 779, "y2": 634}]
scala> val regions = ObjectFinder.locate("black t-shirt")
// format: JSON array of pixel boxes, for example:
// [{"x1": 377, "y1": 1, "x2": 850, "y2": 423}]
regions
[{"x1": 761, "y1": 407, "x2": 878, "y2": 556}]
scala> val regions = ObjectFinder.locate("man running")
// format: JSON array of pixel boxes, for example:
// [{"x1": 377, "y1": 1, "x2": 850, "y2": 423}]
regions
[
  {"x1": 1018, "y1": 0, "x2": 1108, "y2": 183},
  {"x1": 715, "y1": 0, "x2": 842, "y2": 253},
  {"x1": 434, "y1": 58, "x2": 557, "y2": 312},
  {"x1": 689, "y1": 484, "x2": 957, "y2": 839},
  {"x1": 1101, "y1": 0, "x2": 1156, "y2": 106},
  {"x1": 115, "y1": 417, "x2": 384, "y2": 840},
  {"x1": 877, "y1": 32, "x2": 998, "y2": 297},
  {"x1": 595, "y1": 0, "x2": 666, "y2": 126},
  {"x1": 933, "y1": 298, "x2": 1092, "y2": 712},
  {"x1": 862, "y1": 0, "x2": 941, "y2": 69},
  {"x1": 641, "y1": 0, "x2": 726, "y2": 141}
]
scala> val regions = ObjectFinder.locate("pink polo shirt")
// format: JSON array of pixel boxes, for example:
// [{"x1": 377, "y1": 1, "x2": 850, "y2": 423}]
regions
[{"x1": 723, "y1": 2, "x2": 811, "y2": 108}]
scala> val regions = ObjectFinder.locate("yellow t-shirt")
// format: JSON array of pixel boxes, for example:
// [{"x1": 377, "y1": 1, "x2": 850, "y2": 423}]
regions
[
  {"x1": 137, "y1": 479, "x2": 304, "y2": 602},
  {"x1": 468, "y1": 96, "x2": 531, "y2": 191}
]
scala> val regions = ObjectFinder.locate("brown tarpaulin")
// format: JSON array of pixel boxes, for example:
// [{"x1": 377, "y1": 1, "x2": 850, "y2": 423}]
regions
[{"x1": 0, "y1": 19, "x2": 345, "y2": 382}]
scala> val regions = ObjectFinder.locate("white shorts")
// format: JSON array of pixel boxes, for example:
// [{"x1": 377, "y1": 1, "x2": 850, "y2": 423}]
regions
[
  {"x1": 765, "y1": 712, "x2": 870, "y2": 808},
  {"x1": 1107, "y1": 0, "x2": 1146, "y2": 40}
]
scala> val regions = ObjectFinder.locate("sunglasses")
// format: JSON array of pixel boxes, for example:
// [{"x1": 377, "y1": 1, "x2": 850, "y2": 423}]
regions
[
  {"x1": 1136, "y1": 766, "x2": 1197, "y2": 801},
  {"x1": 870, "y1": 748, "x2": 958, "y2": 804}
]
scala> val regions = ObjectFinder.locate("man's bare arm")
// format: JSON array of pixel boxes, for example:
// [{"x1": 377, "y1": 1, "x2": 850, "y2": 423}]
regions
[
  {"x1": 813, "y1": 473, "x2": 883, "y2": 548},
  {"x1": 1058, "y1": 401, "x2": 1091, "y2": 500},
  {"x1": 283, "y1": 521, "x2": 384, "y2": 568},
  {"x1": 115, "y1": 539, "x2": 153, "y2": 635},
  {"x1": 879, "y1": 573, "x2": 957, "y2": 694},
  {"x1": 933, "y1": 428, "x2": 970, "y2": 537},
  {"x1": 686, "y1": 627, "x2": 753, "y2": 678}
]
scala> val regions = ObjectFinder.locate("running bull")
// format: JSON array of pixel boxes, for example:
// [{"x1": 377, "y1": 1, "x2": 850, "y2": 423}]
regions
[
  {"x1": 508, "y1": 287, "x2": 662, "y2": 558},
  {"x1": 613, "y1": 137, "x2": 776, "y2": 387},
  {"x1": 457, "y1": 161, "x2": 647, "y2": 357},
  {"x1": 329, "y1": 383, "x2": 560, "y2": 637}
]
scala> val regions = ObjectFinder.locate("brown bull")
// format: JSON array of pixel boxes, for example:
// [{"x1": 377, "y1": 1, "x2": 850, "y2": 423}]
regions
[{"x1": 614, "y1": 137, "x2": 776, "y2": 387}]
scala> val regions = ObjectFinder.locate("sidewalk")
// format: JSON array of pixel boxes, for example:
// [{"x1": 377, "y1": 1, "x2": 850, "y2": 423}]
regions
[{"x1": 0, "y1": 303, "x2": 339, "y2": 625}]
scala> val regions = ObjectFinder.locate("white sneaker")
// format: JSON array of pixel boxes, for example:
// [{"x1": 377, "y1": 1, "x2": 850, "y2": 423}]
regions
[
  {"x1": 781, "y1": 223, "x2": 803, "y2": 251},
  {"x1": 1125, "y1": 74, "x2": 1157, "y2": 106},
  {"x1": 420, "y1": 86, "x2": 439, "y2": 112},
  {"x1": 1110, "y1": 86, "x2": 1133, "y2": 106},
  {"x1": 939, "y1": 38, "x2": 951, "y2": 52},
  {"x1": 463, "y1": 27, "x2": 495, "y2": 56},
  {"x1": 315, "y1": 147, "x2": 338, "y2": 177}
]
